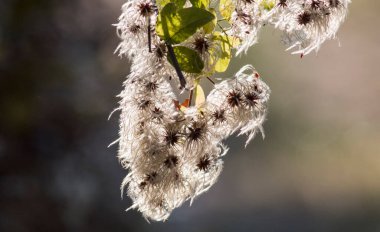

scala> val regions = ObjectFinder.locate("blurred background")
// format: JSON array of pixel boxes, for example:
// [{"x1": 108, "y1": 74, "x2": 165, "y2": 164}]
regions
[{"x1": 1, "y1": 0, "x2": 379, "y2": 231}]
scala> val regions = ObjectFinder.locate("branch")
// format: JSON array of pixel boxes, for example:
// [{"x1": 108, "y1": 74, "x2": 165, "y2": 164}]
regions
[{"x1": 166, "y1": 43, "x2": 187, "y2": 89}]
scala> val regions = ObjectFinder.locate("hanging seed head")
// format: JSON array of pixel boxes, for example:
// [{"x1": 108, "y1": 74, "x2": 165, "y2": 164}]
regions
[
  {"x1": 154, "y1": 43, "x2": 167, "y2": 59},
  {"x1": 152, "y1": 107, "x2": 164, "y2": 121},
  {"x1": 193, "y1": 37, "x2": 210, "y2": 53},
  {"x1": 145, "y1": 81, "x2": 158, "y2": 92},
  {"x1": 139, "y1": 2, "x2": 153, "y2": 17},
  {"x1": 129, "y1": 24, "x2": 141, "y2": 34},
  {"x1": 227, "y1": 90, "x2": 243, "y2": 107},
  {"x1": 329, "y1": 0, "x2": 341, "y2": 8},
  {"x1": 197, "y1": 155, "x2": 211, "y2": 172},
  {"x1": 278, "y1": 0, "x2": 287, "y2": 7},
  {"x1": 212, "y1": 109, "x2": 226, "y2": 123},
  {"x1": 144, "y1": 171, "x2": 158, "y2": 184},
  {"x1": 244, "y1": 92, "x2": 259, "y2": 106},
  {"x1": 187, "y1": 121, "x2": 206, "y2": 142},
  {"x1": 310, "y1": 0, "x2": 321, "y2": 10},
  {"x1": 164, "y1": 125, "x2": 181, "y2": 146},
  {"x1": 164, "y1": 155, "x2": 179, "y2": 168},
  {"x1": 138, "y1": 99, "x2": 151, "y2": 110},
  {"x1": 298, "y1": 12, "x2": 312, "y2": 25}
]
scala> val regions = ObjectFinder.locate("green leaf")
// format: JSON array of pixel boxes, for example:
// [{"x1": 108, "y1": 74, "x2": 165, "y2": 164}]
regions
[
  {"x1": 219, "y1": 0, "x2": 235, "y2": 21},
  {"x1": 203, "y1": 8, "x2": 216, "y2": 34},
  {"x1": 211, "y1": 32, "x2": 240, "y2": 72},
  {"x1": 190, "y1": 0, "x2": 209, "y2": 9},
  {"x1": 156, "y1": 3, "x2": 215, "y2": 44},
  {"x1": 156, "y1": 0, "x2": 186, "y2": 10},
  {"x1": 167, "y1": 46, "x2": 204, "y2": 73}
]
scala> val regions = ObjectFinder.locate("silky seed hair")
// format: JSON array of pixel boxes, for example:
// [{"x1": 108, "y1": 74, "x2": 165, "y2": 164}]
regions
[{"x1": 114, "y1": 0, "x2": 349, "y2": 222}]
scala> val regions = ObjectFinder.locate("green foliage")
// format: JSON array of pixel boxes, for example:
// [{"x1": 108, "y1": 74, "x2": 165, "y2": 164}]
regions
[
  {"x1": 190, "y1": 0, "x2": 210, "y2": 9},
  {"x1": 156, "y1": 3, "x2": 215, "y2": 44},
  {"x1": 209, "y1": 32, "x2": 240, "y2": 73},
  {"x1": 203, "y1": 8, "x2": 216, "y2": 34},
  {"x1": 167, "y1": 46, "x2": 204, "y2": 73},
  {"x1": 219, "y1": 0, "x2": 235, "y2": 21},
  {"x1": 156, "y1": 0, "x2": 186, "y2": 10},
  {"x1": 156, "y1": 0, "x2": 241, "y2": 91}
]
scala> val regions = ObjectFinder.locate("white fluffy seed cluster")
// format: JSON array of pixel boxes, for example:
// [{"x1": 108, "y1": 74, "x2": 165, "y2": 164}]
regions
[
  {"x1": 231, "y1": 0, "x2": 351, "y2": 55},
  {"x1": 118, "y1": 67, "x2": 270, "y2": 221},
  {"x1": 114, "y1": 0, "x2": 349, "y2": 221}
]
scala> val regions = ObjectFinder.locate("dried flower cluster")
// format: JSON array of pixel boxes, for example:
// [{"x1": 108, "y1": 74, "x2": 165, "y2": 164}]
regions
[
  {"x1": 114, "y1": 0, "x2": 350, "y2": 221},
  {"x1": 231, "y1": 0, "x2": 350, "y2": 55}
]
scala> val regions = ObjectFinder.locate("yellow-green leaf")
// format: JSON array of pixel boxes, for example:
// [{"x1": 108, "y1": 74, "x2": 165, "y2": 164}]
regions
[
  {"x1": 190, "y1": 0, "x2": 209, "y2": 8},
  {"x1": 156, "y1": 0, "x2": 186, "y2": 10},
  {"x1": 194, "y1": 83, "x2": 205, "y2": 106},
  {"x1": 156, "y1": 3, "x2": 215, "y2": 44},
  {"x1": 203, "y1": 8, "x2": 216, "y2": 34},
  {"x1": 211, "y1": 32, "x2": 240, "y2": 72},
  {"x1": 219, "y1": 0, "x2": 235, "y2": 21}
]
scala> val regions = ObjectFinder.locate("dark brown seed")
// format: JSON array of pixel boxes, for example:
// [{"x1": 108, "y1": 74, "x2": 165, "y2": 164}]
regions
[
  {"x1": 164, "y1": 155, "x2": 179, "y2": 168},
  {"x1": 212, "y1": 109, "x2": 226, "y2": 123},
  {"x1": 298, "y1": 12, "x2": 312, "y2": 25},
  {"x1": 138, "y1": 99, "x2": 151, "y2": 110},
  {"x1": 139, "y1": 3, "x2": 152, "y2": 17},
  {"x1": 164, "y1": 127, "x2": 180, "y2": 146},
  {"x1": 145, "y1": 81, "x2": 158, "y2": 92},
  {"x1": 187, "y1": 122, "x2": 206, "y2": 142},
  {"x1": 278, "y1": 0, "x2": 287, "y2": 7},
  {"x1": 193, "y1": 37, "x2": 210, "y2": 53},
  {"x1": 144, "y1": 172, "x2": 158, "y2": 184},
  {"x1": 244, "y1": 92, "x2": 260, "y2": 106},
  {"x1": 227, "y1": 90, "x2": 242, "y2": 107},
  {"x1": 197, "y1": 156, "x2": 211, "y2": 172},
  {"x1": 129, "y1": 24, "x2": 141, "y2": 34}
]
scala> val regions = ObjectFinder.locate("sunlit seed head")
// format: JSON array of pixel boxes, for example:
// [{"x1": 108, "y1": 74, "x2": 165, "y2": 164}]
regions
[
  {"x1": 138, "y1": 99, "x2": 151, "y2": 110},
  {"x1": 236, "y1": 11, "x2": 253, "y2": 25},
  {"x1": 244, "y1": 92, "x2": 259, "y2": 106},
  {"x1": 139, "y1": 181, "x2": 147, "y2": 189},
  {"x1": 152, "y1": 107, "x2": 164, "y2": 120},
  {"x1": 212, "y1": 109, "x2": 226, "y2": 123},
  {"x1": 139, "y1": 3, "x2": 153, "y2": 17},
  {"x1": 164, "y1": 155, "x2": 179, "y2": 168},
  {"x1": 129, "y1": 24, "x2": 141, "y2": 34},
  {"x1": 193, "y1": 37, "x2": 210, "y2": 54},
  {"x1": 310, "y1": 0, "x2": 321, "y2": 10},
  {"x1": 329, "y1": 0, "x2": 341, "y2": 8},
  {"x1": 298, "y1": 12, "x2": 312, "y2": 25},
  {"x1": 187, "y1": 121, "x2": 206, "y2": 142},
  {"x1": 164, "y1": 126, "x2": 180, "y2": 146},
  {"x1": 197, "y1": 155, "x2": 211, "y2": 172},
  {"x1": 144, "y1": 171, "x2": 158, "y2": 184},
  {"x1": 154, "y1": 43, "x2": 166, "y2": 59},
  {"x1": 227, "y1": 90, "x2": 243, "y2": 107},
  {"x1": 145, "y1": 81, "x2": 158, "y2": 92},
  {"x1": 278, "y1": 0, "x2": 287, "y2": 7}
]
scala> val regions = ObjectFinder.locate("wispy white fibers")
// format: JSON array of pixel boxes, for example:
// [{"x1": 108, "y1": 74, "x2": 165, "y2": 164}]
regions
[
  {"x1": 118, "y1": 66, "x2": 270, "y2": 221},
  {"x1": 114, "y1": 0, "x2": 349, "y2": 221},
  {"x1": 228, "y1": 0, "x2": 350, "y2": 55}
]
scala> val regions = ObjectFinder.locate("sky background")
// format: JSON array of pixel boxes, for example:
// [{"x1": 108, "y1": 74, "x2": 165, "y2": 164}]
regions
[{"x1": 1, "y1": 0, "x2": 379, "y2": 231}]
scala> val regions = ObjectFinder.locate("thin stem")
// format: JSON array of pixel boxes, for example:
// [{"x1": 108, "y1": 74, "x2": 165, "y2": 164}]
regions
[
  {"x1": 217, "y1": 22, "x2": 231, "y2": 38},
  {"x1": 189, "y1": 89, "x2": 194, "y2": 106},
  {"x1": 166, "y1": 43, "x2": 187, "y2": 89},
  {"x1": 206, "y1": 76, "x2": 215, "y2": 85},
  {"x1": 148, "y1": 16, "x2": 152, "y2": 53}
]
